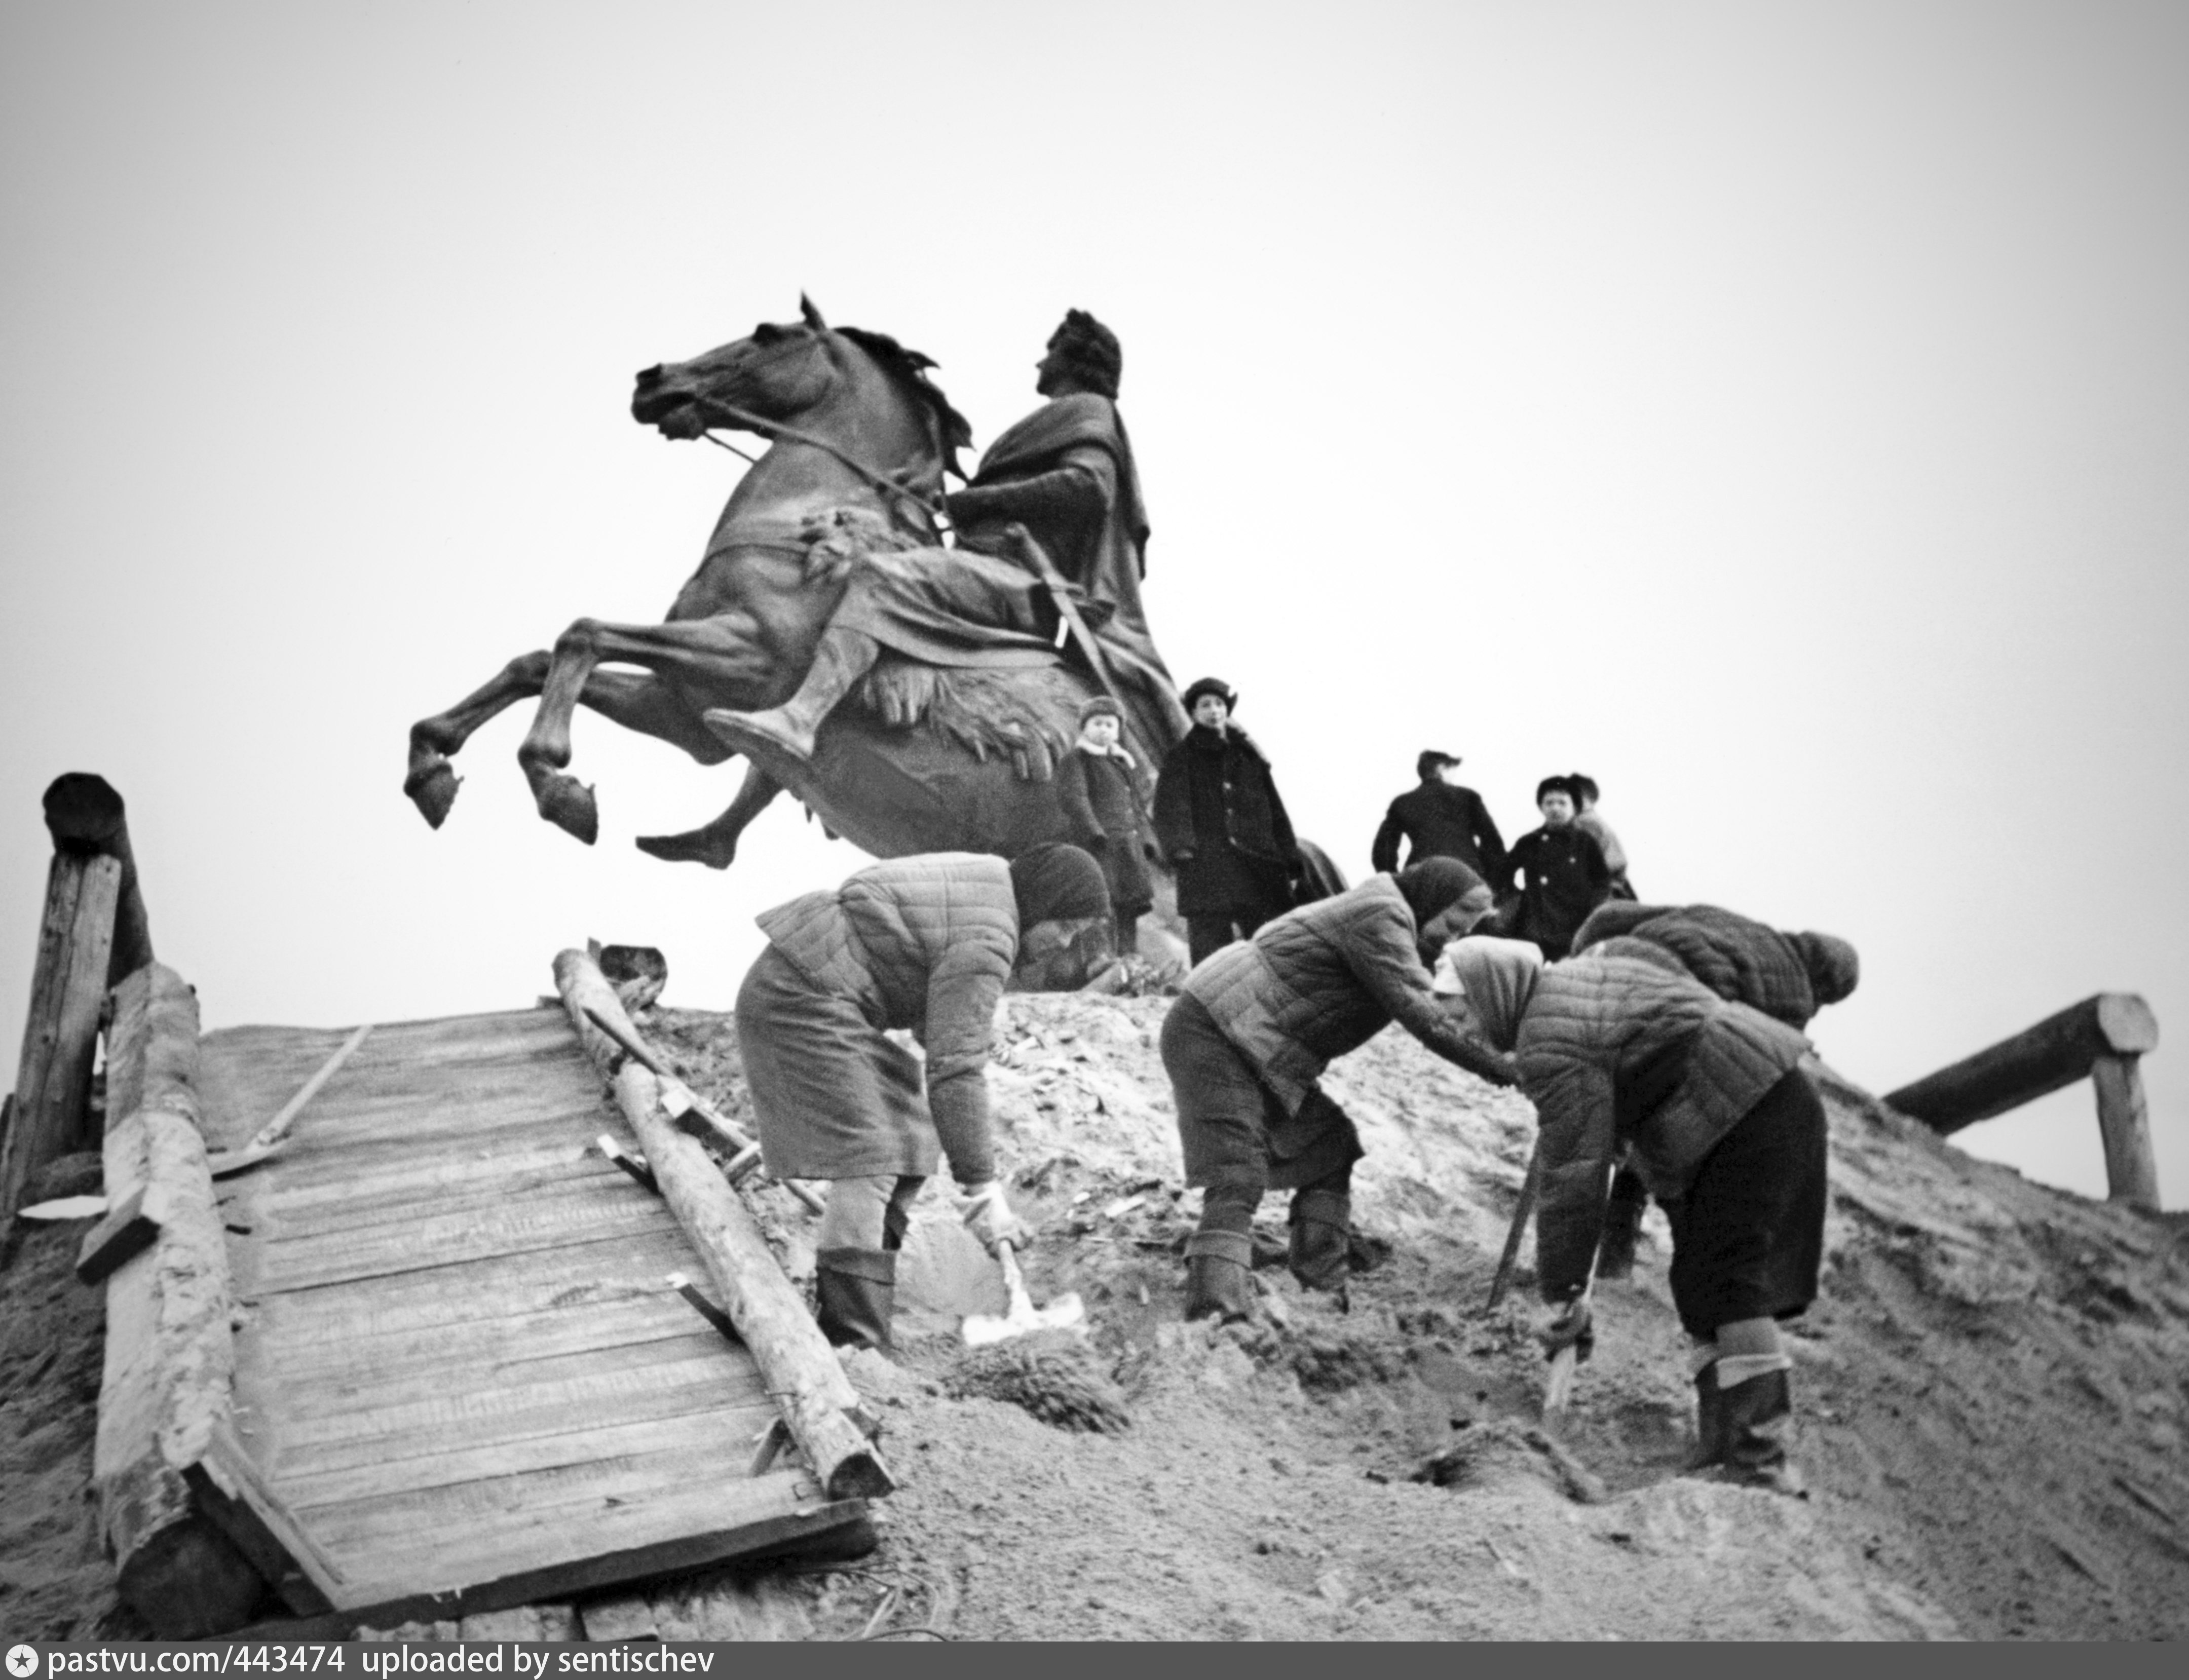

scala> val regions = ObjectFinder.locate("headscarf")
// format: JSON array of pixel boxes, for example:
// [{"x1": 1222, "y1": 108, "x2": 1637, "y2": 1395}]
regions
[
  {"x1": 1444, "y1": 937, "x2": 1545, "y2": 1051},
  {"x1": 1394, "y1": 857, "x2": 1484, "y2": 928},
  {"x1": 1008, "y1": 843, "x2": 1111, "y2": 927},
  {"x1": 1787, "y1": 932, "x2": 1860, "y2": 1006}
]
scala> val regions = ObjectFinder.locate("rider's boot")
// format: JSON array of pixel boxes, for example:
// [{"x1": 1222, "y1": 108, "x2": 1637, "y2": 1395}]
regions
[{"x1": 704, "y1": 628, "x2": 881, "y2": 765}]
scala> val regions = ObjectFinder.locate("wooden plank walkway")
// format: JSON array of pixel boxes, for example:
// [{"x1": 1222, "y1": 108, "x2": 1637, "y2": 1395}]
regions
[{"x1": 198, "y1": 1006, "x2": 860, "y2": 1622}]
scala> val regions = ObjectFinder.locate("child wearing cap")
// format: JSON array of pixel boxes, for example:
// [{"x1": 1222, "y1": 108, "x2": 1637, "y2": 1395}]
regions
[{"x1": 1056, "y1": 695, "x2": 1155, "y2": 954}]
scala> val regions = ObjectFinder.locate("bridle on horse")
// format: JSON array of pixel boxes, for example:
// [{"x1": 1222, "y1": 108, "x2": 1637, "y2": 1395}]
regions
[{"x1": 685, "y1": 389, "x2": 954, "y2": 534}]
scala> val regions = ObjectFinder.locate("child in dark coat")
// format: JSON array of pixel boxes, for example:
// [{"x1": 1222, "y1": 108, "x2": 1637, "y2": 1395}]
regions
[
  {"x1": 1056, "y1": 695, "x2": 1155, "y2": 954},
  {"x1": 1152, "y1": 677, "x2": 1303, "y2": 965}
]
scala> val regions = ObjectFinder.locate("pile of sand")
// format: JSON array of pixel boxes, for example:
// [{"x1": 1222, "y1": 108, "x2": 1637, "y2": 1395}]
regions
[{"x1": 6, "y1": 992, "x2": 2185, "y2": 1640}]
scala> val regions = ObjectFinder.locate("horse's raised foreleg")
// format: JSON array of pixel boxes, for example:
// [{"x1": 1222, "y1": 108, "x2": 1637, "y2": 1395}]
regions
[
  {"x1": 406, "y1": 650, "x2": 554, "y2": 827},
  {"x1": 518, "y1": 614, "x2": 771, "y2": 844},
  {"x1": 634, "y1": 761, "x2": 785, "y2": 869}
]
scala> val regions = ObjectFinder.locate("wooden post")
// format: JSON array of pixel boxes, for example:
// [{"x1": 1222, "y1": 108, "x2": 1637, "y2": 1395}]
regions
[
  {"x1": 1884, "y1": 992, "x2": 2162, "y2": 1211},
  {"x1": 92, "y1": 963, "x2": 265, "y2": 1636},
  {"x1": 2, "y1": 849, "x2": 122, "y2": 1214},
  {"x1": 552, "y1": 949, "x2": 895, "y2": 1503},
  {"x1": 2091, "y1": 1055, "x2": 2161, "y2": 1212},
  {"x1": 43, "y1": 772, "x2": 154, "y2": 983}
]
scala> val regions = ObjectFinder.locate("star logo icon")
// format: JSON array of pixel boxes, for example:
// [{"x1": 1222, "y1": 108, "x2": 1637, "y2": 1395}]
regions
[{"x1": 7, "y1": 1646, "x2": 39, "y2": 1678}]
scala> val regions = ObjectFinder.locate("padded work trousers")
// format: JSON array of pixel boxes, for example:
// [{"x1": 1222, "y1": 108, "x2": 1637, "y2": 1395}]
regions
[{"x1": 815, "y1": 1173, "x2": 926, "y2": 1254}]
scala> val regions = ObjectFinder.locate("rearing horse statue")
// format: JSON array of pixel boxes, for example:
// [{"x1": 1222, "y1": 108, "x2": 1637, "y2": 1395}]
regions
[{"x1": 404, "y1": 299, "x2": 1166, "y2": 867}]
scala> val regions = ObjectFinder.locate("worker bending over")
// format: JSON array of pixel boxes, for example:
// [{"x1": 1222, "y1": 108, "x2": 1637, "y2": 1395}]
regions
[
  {"x1": 736, "y1": 847, "x2": 1113, "y2": 1350},
  {"x1": 1161, "y1": 859, "x2": 1517, "y2": 1321},
  {"x1": 1443, "y1": 936, "x2": 1825, "y2": 1495},
  {"x1": 1570, "y1": 901, "x2": 1859, "y2": 1277}
]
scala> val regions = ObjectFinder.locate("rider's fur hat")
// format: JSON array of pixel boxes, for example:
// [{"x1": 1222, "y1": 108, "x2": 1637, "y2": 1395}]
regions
[
  {"x1": 1181, "y1": 676, "x2": 1236, "y2": 715},
  {"x1": 1050, "y1": 309, "x2": 1122, "y2": 398}
]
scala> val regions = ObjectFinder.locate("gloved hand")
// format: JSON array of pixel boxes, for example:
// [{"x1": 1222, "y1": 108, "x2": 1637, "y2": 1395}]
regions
[
  {"x1": 1538, "y1": 1296, "x2": 1595, "y2": 1365},
  {"x1": 957, "y1": 1180, "x2": 1033, "y2": 1255}
]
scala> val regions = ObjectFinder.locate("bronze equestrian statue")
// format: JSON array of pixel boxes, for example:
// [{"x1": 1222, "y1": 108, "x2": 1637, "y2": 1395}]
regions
[{"x1": 403, "y1": 301, "x2": 1189, "y2": 869}]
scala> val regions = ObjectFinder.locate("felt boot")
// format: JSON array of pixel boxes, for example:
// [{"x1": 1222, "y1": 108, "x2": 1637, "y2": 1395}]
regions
[
  {"x1": 1719, "y1": 1367, "x2": 1805, "y2": 1496},
  {"x1": 1287, "y1": 1186, "x2": 1353, "y2": 1303},
  {"x1": 1183, "y1": 1230, "x2": 1255, "y2": 1324},
  {"x1": 705, "y1": 627, "x2": 881, "y2": 765},
  {"x1": 814, "y1": 1246, "x2": 896, "y2": 1351},
  {"x1": 1683, "y1": 1363, "x2": 1731, "y2": 1473}
]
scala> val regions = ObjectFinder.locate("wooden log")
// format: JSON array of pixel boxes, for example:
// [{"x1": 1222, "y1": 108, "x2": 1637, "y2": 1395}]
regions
[
  {"x1": 1882, "y1": 993, "x2": 2159, "y2": 1135},
  {"x1": 2092, "y1": 1054, "x2": 2161, "y2": 1212},
  {"x1": 93, "y1": 964, "x2": 267, "y2": 1637},
  {"x1": 42, "y1": 772, "x2": 154, "y2": 983},
  {"x1": 1, "y1": 851, "x2": 122, "y2": 1213},
  {"x1": 553, "y1": 949, "x2": 894, "y2": 1503}
]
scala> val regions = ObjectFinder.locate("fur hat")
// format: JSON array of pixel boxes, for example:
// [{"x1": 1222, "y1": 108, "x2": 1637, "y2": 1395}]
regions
[
  {"x1": 1077, "y1": 695, "x2": 1123, "y2": 727},
  {"x1": 1008, "y1": 843, "x2": 1111, "y2": 927},
  {"x1": 1048, "y1": 309, "x2": 1122, "y2": 398},
  {"x1": 1417, "y1": 749, "x2": 1460, "y2": 781},
  {"x1": 1181, "y1": 676, "x2": 1236, "y2": 715},
  {"x1": 1536, "y1": 775, "x2": 1575, "y2": 807}
]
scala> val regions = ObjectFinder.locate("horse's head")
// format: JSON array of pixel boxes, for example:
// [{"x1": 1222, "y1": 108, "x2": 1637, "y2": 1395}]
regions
[
  {"x1": 631, "y1": 297, "x2": 971, "y2": 480},
  {"x1": 632, "y1": 301, "x2": 838, "y2": 441}
]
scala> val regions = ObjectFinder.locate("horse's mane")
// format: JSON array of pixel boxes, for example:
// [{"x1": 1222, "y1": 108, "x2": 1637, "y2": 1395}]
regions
[{"x1": 836, "y1": 325, "x2": 974, "y2": 481}]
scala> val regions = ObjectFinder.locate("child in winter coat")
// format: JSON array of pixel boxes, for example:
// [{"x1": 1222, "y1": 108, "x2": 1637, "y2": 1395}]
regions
[{"x1": 1056, "y1": 695, "x2": 1155, "y2": 955}]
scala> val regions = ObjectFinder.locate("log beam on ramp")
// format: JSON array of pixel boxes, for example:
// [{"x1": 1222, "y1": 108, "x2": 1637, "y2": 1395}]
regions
[
  {"x1": 1884, "y1": 993, "x2": 2162, "y2": 1211},
  {"x1": 552, "y1": 946, "x2": 894, "y2": 1502}
]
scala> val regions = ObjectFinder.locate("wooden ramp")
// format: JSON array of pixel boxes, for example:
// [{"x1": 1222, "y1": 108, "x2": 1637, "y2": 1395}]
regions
[{"x1": 196, "y1": 1005, "x2": 862, "y2": 1624}]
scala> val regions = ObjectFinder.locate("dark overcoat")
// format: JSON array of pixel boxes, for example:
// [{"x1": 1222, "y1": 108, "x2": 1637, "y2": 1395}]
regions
[
  {"x1": 1152, "y1": 725, "x2": 1298, "y2": 916},
  {"x1": 1055, "y1": 746, "x2": 1154, "y2": 918}
]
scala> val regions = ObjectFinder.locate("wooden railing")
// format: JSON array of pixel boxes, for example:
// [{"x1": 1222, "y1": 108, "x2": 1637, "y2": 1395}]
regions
[
  {"x1": 1883, "y1": 993, "x2": 2162, "y2": 1210},
  {"x1": 2, "y1": 774, "x2": 154, "y2": 1214}
]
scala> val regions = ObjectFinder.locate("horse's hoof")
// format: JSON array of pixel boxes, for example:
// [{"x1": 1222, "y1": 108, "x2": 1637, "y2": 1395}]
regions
[
  {"x1": 635, "y1": 830, "x2": 736, "y2": 870},
  {"x1": 537, "y1": 774, "x2": 599, "y2": 845},
  {"x1": 404, "y1": 759, "x2": 462, "y2": 828}
]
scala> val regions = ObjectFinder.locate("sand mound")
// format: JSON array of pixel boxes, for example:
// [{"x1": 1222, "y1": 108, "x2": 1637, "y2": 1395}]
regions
[{"x1": 7, "y1": 992, "x2": 2185, "y2": 1640}]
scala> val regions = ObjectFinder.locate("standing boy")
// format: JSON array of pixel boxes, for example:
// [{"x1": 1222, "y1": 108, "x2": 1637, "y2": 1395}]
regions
[
  {"x1": 1499, "y1": 777, "x2": 1611, "y2": 960},
  {"x1": 1153, "y1": 677, "x2": 1303, "y2": 966}
]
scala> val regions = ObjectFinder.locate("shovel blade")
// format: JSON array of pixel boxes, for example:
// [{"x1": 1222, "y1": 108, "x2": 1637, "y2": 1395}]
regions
[{"x1": 961, "y1": 1289, "x2": 1088, "y2": 1347}]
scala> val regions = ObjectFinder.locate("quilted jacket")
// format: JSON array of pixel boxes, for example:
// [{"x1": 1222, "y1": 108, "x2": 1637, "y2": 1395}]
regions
[
  {"x1": 1518, "y1": 949, "x2": 1812, "y2": 1302},
  {"x1": 756, "y1": 852, "x2": 1017, "y2": 1089},
  {"x1": 1572, "y1": 902, "x2": 1844, "y2": 1028},
  {"x1": 1184, "y1": 874, "x2": 1516, "y2": 1112}
]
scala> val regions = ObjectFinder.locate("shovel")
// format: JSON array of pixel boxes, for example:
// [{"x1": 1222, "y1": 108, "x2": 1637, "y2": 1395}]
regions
[{"x1": 961, "y1": 1240, "x2": 1085, "y2": 1346}]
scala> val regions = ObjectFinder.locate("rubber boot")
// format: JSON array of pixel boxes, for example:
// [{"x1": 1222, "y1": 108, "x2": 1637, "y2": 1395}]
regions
[
  {"x1": 1683, "y1": 1362, "x2": 1731, "y2": 1473},
  {"x1": 1720, "y1": 1367, "x2": 1805, "y2": 1496},
  {"x1": 814, "y1": 1246, "x2": 896, "y2": 1351},
  {"x1": 1183, "y1": 1231, "x2": 1255, "y2": 1324},
  {"x1": 705, "y1": 627, "x2": 881, "y2": 765},
  {"x1": 1287, "y1": 1187, "x2": 1353, "y2": 1304}
]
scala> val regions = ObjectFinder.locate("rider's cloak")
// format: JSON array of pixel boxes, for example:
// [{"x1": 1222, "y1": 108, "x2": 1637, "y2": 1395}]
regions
[{"x1": 828, "y1": 393, "x2": 1188, "y2": 766}]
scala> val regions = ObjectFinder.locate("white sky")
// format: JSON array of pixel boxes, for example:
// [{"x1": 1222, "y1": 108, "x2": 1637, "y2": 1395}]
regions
[{"x1": 4, "y1": 2, "x2": 2184, "y2": 1202}]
